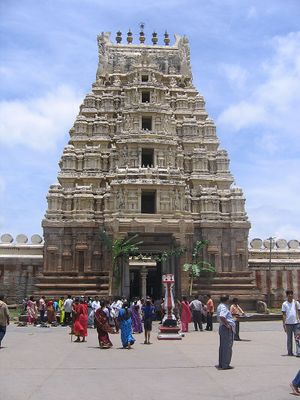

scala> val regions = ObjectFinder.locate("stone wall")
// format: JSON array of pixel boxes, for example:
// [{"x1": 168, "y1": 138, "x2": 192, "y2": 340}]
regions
[{"x1": 0, "y1": 234, "x2": 43, "y2": 304}]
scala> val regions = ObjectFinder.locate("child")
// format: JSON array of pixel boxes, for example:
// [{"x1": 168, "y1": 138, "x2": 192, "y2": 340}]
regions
[{"x1": 142, "y1": 298, "x2": 155, "y2": 344}]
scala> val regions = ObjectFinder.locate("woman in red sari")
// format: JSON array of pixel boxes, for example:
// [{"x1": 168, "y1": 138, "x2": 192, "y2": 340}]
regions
[
  {"x1": 73, "y1": 298, "x2": 88, "y2": 342},
  {"x1": 47, "y1": 300, "x2": 56, "y2": 324},
  {"x1": 180, "y1": 296, "x2": 192, "y2": 332},
  {"x1": 94, "y1": 300, "x2": 113, "y2": 349}
]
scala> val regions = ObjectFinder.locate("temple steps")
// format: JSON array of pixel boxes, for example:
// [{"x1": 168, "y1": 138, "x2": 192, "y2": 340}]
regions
[
  {"x1": 192, "y1": 271, "x2": 262, "y2": 310},
  {"x1": 35, "y1": 272, "x2": 110, "y2": 298},
  {"x1": 36, "y1": 283, "x2": 109, "y2": 289},
  {"x1": 35, "y1": 290, "x2": 109, "y2": 297}
]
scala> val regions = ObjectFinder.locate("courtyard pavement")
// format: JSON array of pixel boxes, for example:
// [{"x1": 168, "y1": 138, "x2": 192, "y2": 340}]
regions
[{"x1": 0, "y1": 320, "x2": 299, "y2": 400}]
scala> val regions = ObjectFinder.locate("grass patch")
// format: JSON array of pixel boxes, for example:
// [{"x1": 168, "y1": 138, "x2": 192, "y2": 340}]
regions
[{"x1": 8, "y1": 306, "x2": 24, "y2": 320}]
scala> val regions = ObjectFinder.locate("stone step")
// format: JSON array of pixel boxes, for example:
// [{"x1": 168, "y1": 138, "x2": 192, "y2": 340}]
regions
[
  {"x1": 194, "y1": 283, "x2": 256, "y2": 290},
  {"x1": 38, "y1": 275, "x2": 109, "y2": 283},
  {"x1": 198, "y1": 291, "x2": 260, "y2": 297},
  {"x1": 217, "y1": 271, "x2": 252, "y2": 277},
  {"x1": 35, "y1": 290, "x2": 109, "y2": 297},
  {"x1": 200, "y1": 277, "x2": 254, "y2": 285},
  {"x1": 35, "y1": 283, "x2": 109, "y2": 289}
]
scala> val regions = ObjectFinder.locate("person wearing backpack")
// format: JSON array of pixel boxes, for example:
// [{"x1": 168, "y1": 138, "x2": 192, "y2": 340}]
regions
[{"x1": 282, "y1": 290, "x2": 300, "y2": 356}]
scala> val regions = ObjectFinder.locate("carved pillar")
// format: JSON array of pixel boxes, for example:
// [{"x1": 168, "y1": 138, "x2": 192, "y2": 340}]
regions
[
  {"x1": 85, "y1": 234, "x2": 93, "y2": 272},
  {"x1": 122, "y1": 256, "x2": 130, "y2": 298},
  {"x1": 140, "y1": 267, "x2": 148, "y2": 299}
]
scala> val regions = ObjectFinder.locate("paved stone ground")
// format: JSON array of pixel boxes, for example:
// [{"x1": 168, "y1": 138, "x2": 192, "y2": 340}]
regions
[{"x1": 0, "y1": 321, "x2": 299, "y2": 400}]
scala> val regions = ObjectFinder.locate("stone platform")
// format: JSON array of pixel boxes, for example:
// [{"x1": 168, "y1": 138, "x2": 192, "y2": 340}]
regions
[{"x1": 0, "y1": 321, "x2": 297, "y2": 400}]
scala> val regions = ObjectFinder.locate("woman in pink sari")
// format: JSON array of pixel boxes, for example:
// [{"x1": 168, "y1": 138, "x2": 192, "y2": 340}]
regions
[
  {"x1": 180, "y1": 296, "x2": 192, "y2": 332},
  {"x1": 27, "y1": 296, "x2": 38, "y2": 324}
]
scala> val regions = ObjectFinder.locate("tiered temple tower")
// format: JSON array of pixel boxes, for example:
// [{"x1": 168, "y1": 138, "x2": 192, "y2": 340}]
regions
[{"x1": 40, "y1": 28, "x2": 252, "y2": 300}]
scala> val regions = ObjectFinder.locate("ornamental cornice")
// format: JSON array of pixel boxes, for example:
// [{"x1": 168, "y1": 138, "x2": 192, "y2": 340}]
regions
[{"x1": 110, "y1": 178, "x2": 185, "y2": 186}]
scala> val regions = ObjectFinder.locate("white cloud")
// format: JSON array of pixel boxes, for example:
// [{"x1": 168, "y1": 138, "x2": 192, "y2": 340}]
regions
[
  {"x1": 0, "y1": 85, "x2": 82, "y2": 151},
  {"x1": 218, "y1": 31, "x2": 300, "y2": 153},
  {"x1": 220, "y1": 63, "x2": 248, "y2": 89}
]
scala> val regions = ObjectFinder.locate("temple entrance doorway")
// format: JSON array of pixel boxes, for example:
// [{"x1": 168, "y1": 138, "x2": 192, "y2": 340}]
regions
[
  {"x1": 146, "y1": 264, "x2": 162, "y2": 299},
  {"x1": 122, "y1": 233, "x2": 180, "y2": 300},
  {"x1": 129, "y1": 269, "x2": 140, "y2": 299},
  {"x1": 129, "y1": 258, "x2": 162, "y2": 300}
]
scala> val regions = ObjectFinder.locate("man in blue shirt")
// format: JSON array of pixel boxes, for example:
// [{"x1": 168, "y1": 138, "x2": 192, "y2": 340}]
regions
[{"x1": 216, "y1": 294, "x2": 235, "y2": 370}]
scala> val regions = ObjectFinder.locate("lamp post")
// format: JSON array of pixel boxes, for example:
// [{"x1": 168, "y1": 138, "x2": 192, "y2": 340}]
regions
[{"x1": 267, "y1": 236, "x2": 276, "y2": 308}]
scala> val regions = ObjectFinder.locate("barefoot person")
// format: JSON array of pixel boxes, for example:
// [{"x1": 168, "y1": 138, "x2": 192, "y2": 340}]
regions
[
  {"x1": 131, "y1": 298, "x2": 143, "y2": 334},
  {"x1": 118, "y1": 301, "x2": 135, "y2": 349},
  {"x1": 73, "y1": 298, "x2": 88, "y2": 343},
  {"x1": 94, "y1": 300, "x2": 113, "y2": 349},
  {"x1": 205, "y1": 294, "x2": 214, "y2": 331},
  {"x1": 290, "y1": 370, "x2": 300, "y2": 396},
  {"x1": 189, "y1": 294, "x2": 203, "y2": 331},
  {"x1": 230, "y1": 298, "x2": 245, "y2": 341},
  {"x1": 27, "y1": 296, "x2": 38, "y2": 325},
  {"x1": 142, "y1": 298, "x2": 155, "y2": 344},
  {"x1": 180, "y1": 296, "x2": 192, "y2": 333}
]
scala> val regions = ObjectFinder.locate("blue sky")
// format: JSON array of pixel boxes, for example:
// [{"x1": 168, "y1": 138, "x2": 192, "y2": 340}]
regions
[{"x1": 0, "y1": 0, "x2": 300, "y2": 242}]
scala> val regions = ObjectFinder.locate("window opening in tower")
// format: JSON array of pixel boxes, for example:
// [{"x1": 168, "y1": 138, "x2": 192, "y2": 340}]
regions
[
  {"x1": 141, "y1": 190, "x2": 156, "y2": 213},
  {"x1": 142, "y1": 91, "x2": 150, "y2": 103},
  {"x1": 142, "y1": 116, "x2": 152, "y2": 131},
  {"x1": 141, "y1": 148, "x2": 154, "y2": 167}
]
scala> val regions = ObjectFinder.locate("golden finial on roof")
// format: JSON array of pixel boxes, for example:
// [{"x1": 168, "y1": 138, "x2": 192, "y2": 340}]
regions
[
  {"x1": 116, "y1": 30, "x2": 122, "y2": 44},
  {"x1": 139, "y1": 22, "x2": 145, "y2": 44},
  {"x1": 152, "y1": 31, "x2": 158, "y2": 45},
  {"x1": 127, "y1": 29, "x2": 133, "y2": 44},
  {"x1": 164, "y1": 30, "x2": 170, "y2": 46}
]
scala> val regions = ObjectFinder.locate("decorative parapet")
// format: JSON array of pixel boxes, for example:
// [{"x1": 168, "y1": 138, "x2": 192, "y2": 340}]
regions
[
  {"x1": 96, "y1": 29, "x2": 192, "y2": 79},
  {"x1": 248, "y1": 238, "x2": 300, "y2": 269},
  {"x1": 249, "y1": 238, "x2": 300, "y2": 250},
  {"x1": 0, "y1": 233, "x2": 43, "y2": 245}
]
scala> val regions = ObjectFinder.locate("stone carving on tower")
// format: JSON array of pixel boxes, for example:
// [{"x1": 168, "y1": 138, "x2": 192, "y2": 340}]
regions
[{"x1": 41, "y1": 28, "x2": 250, "y2": 298}]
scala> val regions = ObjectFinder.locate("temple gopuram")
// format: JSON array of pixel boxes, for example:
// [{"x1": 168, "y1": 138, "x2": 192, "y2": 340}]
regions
[{"x1": 38, "y1": 27, "x2": 256, "y2": 303}]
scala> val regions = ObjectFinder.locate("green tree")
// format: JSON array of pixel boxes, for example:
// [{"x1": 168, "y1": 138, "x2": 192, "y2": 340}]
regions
[
  {"x1": 99, "y1": 230, "x2": 142, "y2": 294},
  {"x1": 182, "y1": 240, "x2": 215, "y2": 296}
]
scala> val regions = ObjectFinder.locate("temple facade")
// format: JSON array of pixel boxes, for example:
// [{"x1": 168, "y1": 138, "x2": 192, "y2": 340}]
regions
[
  {"x1": 2, "y1": 234, "x2": 300, "y2": 307},
  {"x1": 41, "y1": 29, "x2": 251, "y2": 300}
]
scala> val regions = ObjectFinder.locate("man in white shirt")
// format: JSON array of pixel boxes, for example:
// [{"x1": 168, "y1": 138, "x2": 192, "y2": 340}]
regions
[
  {"x1": 217, "y1": 294, "x2": 236, "y2": 370},
  {"x1": 91, "y1": 296, "x2": 101, "y2": 313},
  {"x1": 111, "y1": 297, "x2": 123, "y2": 333},
  {"x1": 282, "y1": 289, "x2": 300, "y2": 356},
  {"x1": 64, "y1": 295, "x2": 73, "y2": 326},
  {"x1": 91, "y1": 296, "x2": 101, "y2": 328},
  {"x1": 189, "y1": 294, "x2": 203, "y2": 331},
  {"x1": 38, "y1": 296, "x2": 46, "y2": 323}
]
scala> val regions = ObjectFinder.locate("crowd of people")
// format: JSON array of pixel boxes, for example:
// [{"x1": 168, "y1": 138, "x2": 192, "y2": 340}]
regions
[
  {"x1": 20, "y1": 295, "x2": 160, "y2": 349},
  {"x1": 22, "y1": 294, "x2": 218, "y2": 330},
  {"x1": 0, "y1": 292, "x2": 248, "y2": 354}
]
